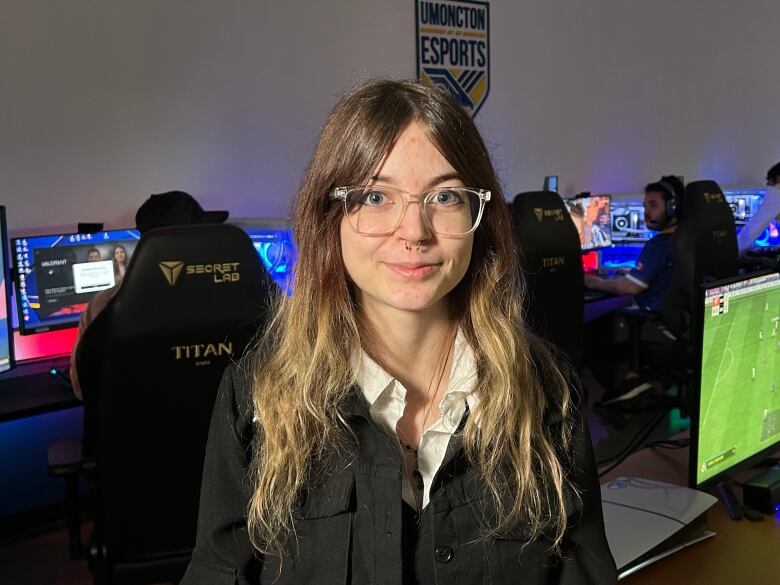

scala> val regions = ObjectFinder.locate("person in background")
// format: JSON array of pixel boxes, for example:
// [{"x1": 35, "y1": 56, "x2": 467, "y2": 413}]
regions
[
  {"x1": 181, "y1": 79, "x2": 616, "y2": 584},
  {"x1": 86, "y1": 248, "x2": 101, "y2": 262},
  {"x1": 590, "y1": 209, "x2": 611, "y2": 248},
  {"x1": 112, "y1": 244, "x2": 129, "y2": 281},
  {"x1": 583, "y1": 176, "x2": 684, "y2": 406},
  {"x1": 69, "y1": 191, "x2": 228, "y2": 400},
  {"x1": 737, "y1": 161, "x2": 780, "y2": 253},
  {"x1": 584, "y1": 176, "x2": 684, "y2": 312}
]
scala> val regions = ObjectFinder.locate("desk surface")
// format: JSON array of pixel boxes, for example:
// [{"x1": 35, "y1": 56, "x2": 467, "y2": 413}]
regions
[
  {"x1": 584, "y1": 292, "x2": 633, "y2": 322},
  {"x1": 603, "y1": 442, "x2": 780, "y2": 584},
  {"x1": 0, "y1": 357, "x2": 77, "y2": 422}
]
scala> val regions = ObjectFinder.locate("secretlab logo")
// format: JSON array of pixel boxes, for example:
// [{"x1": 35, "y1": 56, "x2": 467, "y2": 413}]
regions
[
  {"x1": 533, "y1": 208, "x2": 564, "y2": 222},
  {"x1": 186, "y1": 262, "x2": 240, "y2": 282},
  {"x1": 159, "y1": 260, "x2": 241, "y2": 285},
  {"x1": 159, "y1": 261, "x2": 184, "y2": 286},
  {"x1": 703, "y1": 192, "x2": 725, "y2": 204}
]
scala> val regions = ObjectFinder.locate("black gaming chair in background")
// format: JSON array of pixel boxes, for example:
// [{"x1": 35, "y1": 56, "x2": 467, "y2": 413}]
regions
[
  {"x1": 49, "y1": 223, "x2": 272, "y2": 585},
  {"x1": 661, "y1": 179, "x2": 739, "y2": 338},
  {"x1": 511, "y1": 191, "x2": 585, "y2": 368},
  {"x1": 626, "y1": 180, "x2": 738, "y2": 402}
]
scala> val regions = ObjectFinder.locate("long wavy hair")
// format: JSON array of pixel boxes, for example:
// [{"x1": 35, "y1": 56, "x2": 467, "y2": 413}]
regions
[{"x1": 248, "y1": 79, "x2": 575, "y2": 555}]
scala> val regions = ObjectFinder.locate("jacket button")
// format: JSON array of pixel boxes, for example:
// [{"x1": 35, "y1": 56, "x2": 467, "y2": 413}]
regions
[{"x1": 434, "y1": 545, "x2": 454, "y2": 563}]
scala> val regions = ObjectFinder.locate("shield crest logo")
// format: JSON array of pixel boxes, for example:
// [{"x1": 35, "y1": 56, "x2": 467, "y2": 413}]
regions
[
  {"x1": 534, "y1": 208, "x2": 544, "y2": 222},
  {"x1": 416, "y1": 0, "x2": 490, "y2": 117}
]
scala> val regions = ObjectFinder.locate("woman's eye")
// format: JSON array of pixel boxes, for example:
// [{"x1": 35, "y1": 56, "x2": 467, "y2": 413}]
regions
[
  {"x1": 434, "y1": 190, "x2": 462, "y2": 205},
  {"x1": 362, "y1": 191, "x2": 388, "y2": 205}
]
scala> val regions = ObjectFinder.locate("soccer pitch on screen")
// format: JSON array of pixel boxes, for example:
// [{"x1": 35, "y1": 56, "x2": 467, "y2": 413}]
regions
[{"x1": 697, "y1": 274, "x2": 780, "y2": 485}]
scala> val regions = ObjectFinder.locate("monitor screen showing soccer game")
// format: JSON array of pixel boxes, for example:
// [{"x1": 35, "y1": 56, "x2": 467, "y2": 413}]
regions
[
  {"x1": 694, "y1": 271, "x2": 780, "y2": 487},
  {"x1": 564, "y1": 195, "x2": 612, "y2": 251},
  {"x1": 12, "y1": 229, "x2": 140, "y2": 334}
]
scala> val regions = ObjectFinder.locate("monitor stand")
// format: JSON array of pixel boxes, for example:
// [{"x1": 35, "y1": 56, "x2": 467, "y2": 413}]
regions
[{"x1": 716, "y1": 481, "x2": 743, "y2": 520}]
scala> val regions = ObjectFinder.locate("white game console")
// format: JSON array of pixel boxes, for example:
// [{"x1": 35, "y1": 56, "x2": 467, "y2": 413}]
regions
[{"x1": 601, "y1": 477, "x2": 718, "y2": 579}]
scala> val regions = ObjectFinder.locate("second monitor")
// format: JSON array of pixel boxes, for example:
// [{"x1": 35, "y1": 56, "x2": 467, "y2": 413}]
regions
[
  {"x1": 13, "y1": 229, "x2": 141, "y2": 334},
  {"x1": 692, "y1": 271, "x2": 780, "y2": 489},
  {"x1": 564, "y1": 194, "x2": 613, "y2": 251}
]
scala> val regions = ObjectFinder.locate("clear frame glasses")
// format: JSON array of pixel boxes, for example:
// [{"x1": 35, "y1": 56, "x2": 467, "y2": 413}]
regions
[{"x1": 330, "y1": 185, "x2": 491, "y2": 237}]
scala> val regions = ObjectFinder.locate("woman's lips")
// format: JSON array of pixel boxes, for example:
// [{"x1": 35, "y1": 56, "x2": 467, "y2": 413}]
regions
[{"x1": 384, "y1": 261, "x2": 440, "y2": 279}]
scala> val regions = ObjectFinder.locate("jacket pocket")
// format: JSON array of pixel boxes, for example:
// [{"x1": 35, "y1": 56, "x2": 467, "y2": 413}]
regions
[
  {"x1": 261, "y1": 471, "x2": 355, "y2": 585},
  {"x1": 296, "y1": 471, "x2": 355, "y2": 519}
]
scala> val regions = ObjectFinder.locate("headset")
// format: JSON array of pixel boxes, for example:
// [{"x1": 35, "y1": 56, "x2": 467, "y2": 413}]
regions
[{"x1": 657, "y1": 179, "x2": 679, "y2": 220}]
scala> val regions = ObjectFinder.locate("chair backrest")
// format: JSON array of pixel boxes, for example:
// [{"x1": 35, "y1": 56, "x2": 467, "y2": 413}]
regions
[
  {"x1": 662, "y1": 180, "x2": 738, "y2": 336},
  {"x1": 76, "y1": 223, "x2": 272, "y2": 569},
  {"x1": 511, "y1": 191, "x2": 584, "y2": 366}
]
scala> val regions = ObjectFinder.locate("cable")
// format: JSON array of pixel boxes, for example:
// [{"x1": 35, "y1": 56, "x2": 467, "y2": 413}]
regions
[
  {"x1": 597, "y1": 406, "x2": 672, "y2": 478},
  {"x1": 596, "y1": 405, "x2": 671, "y2": 466},
  {"x1": 647, "y1": 437, "x2": 690, "y2": 450}
]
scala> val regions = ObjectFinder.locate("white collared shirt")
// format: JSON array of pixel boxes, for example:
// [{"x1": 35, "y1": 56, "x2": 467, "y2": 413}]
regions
[{"x1": 357, "y1": 330, "x2": 478, "y2": 510}]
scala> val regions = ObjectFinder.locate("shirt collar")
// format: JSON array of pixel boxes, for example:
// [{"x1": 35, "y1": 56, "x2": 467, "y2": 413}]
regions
[{"x1": 357, "y1": 328, "x2": 478, "y2": 409}]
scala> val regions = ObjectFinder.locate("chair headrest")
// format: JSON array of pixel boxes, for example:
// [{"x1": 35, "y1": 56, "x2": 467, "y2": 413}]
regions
[
  {"x1": 510, "y1": 191, "x2": 583, "y2": 273},
  {"x1": 512, "y1": 191, "x2": 568, "y2": 222},
  {"x1": 682, "y1": 180, "x2": 731, "y2": 223},
  {"x1": 90, "y1": 223, "x2": 272, "y2": 338}
]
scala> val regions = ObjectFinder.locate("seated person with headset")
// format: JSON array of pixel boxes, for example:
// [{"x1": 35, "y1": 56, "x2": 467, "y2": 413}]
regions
[
  {"x1": 737, "y1": 161, "x2": 780, "y2": 254},
  {"x1": 68, "y1": 191, "x2": 229, "y2": 400},
  {"x1": 583, "y1": 176, "x2": 683, "y2": 406},
  {"x1": 584, "y1": 176, "x2": 683, "y2": 311}
]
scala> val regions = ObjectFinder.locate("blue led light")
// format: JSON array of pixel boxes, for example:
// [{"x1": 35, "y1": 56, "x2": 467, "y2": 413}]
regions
[
  {"x1": 242, "y1": 228, "x2": 296, "y2": 293},
  {"x1": 774, "y1": 503, "x2": 780, "y2": 512}
]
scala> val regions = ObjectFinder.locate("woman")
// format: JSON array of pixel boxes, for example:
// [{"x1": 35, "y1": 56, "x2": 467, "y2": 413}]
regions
[
  {"x1": 182, "y1": 80, "x2": 616, "y2": 584},
  {"x1": 113, "y1": 244, "x2": 129, "y2": 282}
]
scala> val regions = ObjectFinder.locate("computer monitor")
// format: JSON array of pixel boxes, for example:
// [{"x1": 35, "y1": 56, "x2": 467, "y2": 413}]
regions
[
  {"x1": 0, "y1": 207, "x2": 14, "y2": 372},
  {"x1": 610, "y1": 201, "x2": 653, "y2": 243},
  {"x1": 12, "y1": 228, "x2": 140, "y2": 334},
  {"x1": 564, "y1": 194, "x2": 612, "y2": 251},
  {"x1": 230, "y1": 218, "x2": 296, "y2": 291},
  {"x1": 691, "y1": 271, "x2": 780, "y2": 489},
  {"x1": 543, "y1": 175, "x2": 558, "y2": 193},
  {"x1": 751, "y1": 218, "x2": 780, "y2": 248}
]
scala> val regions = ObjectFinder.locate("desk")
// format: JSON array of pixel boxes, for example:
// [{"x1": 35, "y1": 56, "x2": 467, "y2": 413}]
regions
[
  {"x1": 584, "y1": 293, "x2": 633, "y2": 322},
  {"x1": 0, "y1": 357, "x2": 76, "y2": 422},
  {"x1": 603, "y1": 442, "x2": 780, "y2": 584}
]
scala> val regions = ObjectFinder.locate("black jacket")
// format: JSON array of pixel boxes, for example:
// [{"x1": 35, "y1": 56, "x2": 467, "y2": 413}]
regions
[{"x1": 181, "y1": 362, "x2": 617, "y2": 585}]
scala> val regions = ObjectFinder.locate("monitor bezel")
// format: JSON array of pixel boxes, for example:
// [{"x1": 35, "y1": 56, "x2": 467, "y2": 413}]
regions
[
  {"x1": 689, "y1": 269, "x2": 780, "y2": 490},
  {"x1": 0, "y1": 206, "x2": 15, "y2": 372},
  {"x1": 11, "y1": 227, "x2": 140, "y2": 336},
  {"x1": 565, "y1": 194, "x2": 613, "y2": 252}
]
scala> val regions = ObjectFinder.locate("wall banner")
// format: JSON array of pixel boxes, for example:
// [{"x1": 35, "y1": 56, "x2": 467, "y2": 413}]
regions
[{"x1": 416, "y1": 0, "x2": 490, "y2": 117}]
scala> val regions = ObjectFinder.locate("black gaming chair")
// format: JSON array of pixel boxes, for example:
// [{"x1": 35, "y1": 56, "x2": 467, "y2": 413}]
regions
[
  {"x1": 661, "y1": 180, "x2": 739, "y2": 337},
  {"x1": 627, "y1": 180, "x2": 738, "y2": 399},
  {"x1": 511, "y1": 191, "x2": 584, "y2": 368},
  {"x1": 49, "y1": 223, "x2": 272, "y2": 584}
]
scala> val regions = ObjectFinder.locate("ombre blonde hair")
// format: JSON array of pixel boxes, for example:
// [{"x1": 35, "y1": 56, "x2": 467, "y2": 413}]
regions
[{"x1": 248, "y1": 79, "x2": 575, "y2": 555}]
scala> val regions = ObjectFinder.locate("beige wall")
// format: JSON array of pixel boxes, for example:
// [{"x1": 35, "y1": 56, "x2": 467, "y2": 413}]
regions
[{"x1": 2, "y1": 0, "x2": 778, "y2": 235}]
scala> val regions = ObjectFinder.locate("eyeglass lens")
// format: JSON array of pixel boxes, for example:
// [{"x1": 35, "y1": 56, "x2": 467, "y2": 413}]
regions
[{"x1": 344, "y1": 187, "x2": 481, "y2": 235}]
